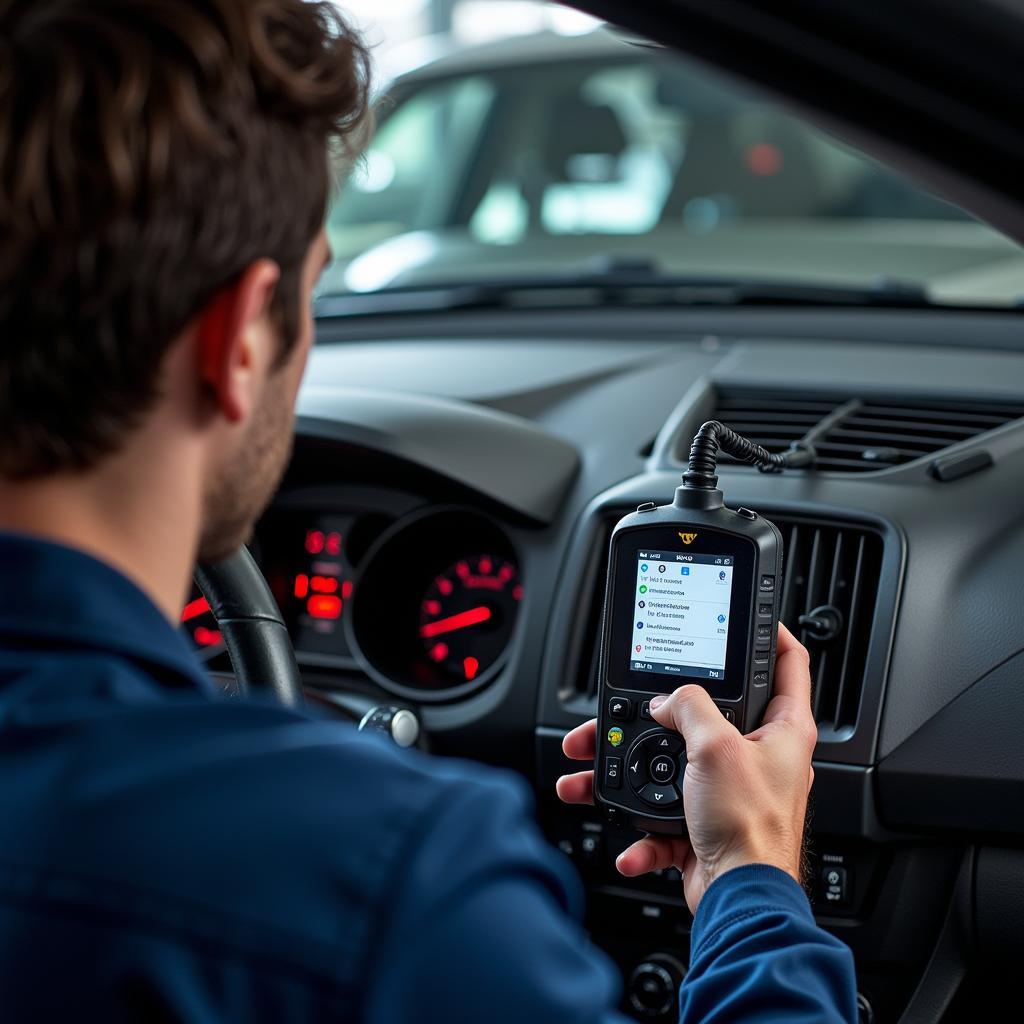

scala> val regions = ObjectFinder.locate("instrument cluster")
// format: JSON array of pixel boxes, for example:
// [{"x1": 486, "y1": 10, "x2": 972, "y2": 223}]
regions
[{"x1": 187, "y1": 501, "x2": 524, "y2": 701}]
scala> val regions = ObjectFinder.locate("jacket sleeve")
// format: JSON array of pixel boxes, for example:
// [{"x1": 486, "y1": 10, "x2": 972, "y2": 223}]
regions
[
  {"x1": 679, "y1": 864, "x2": 858, "y2": 1024},
  {"x1": 358, "y1": 770, "x2": 633, "y2": 1024}
]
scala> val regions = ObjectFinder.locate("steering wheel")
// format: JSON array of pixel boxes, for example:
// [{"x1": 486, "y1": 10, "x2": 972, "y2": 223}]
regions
[{"x1": 194, "y1": 547, "x2": 303, "y2": 706}]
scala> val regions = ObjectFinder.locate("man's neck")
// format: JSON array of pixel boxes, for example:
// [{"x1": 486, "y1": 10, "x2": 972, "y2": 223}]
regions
[{"x1": 0, "y1": 440, "x2": 202, "y2": 622}]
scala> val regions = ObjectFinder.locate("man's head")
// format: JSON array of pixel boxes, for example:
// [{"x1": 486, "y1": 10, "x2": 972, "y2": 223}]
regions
[{"x1": 0, "y1": 0, "x2": 370, "y2": 558}]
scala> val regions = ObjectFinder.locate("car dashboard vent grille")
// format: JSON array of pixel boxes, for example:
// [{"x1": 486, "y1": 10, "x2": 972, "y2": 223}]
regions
[
  {"x1": 571, "y1": 513, "x2": 883, "y2": 734},
  {"x1": 698, "y1": 390, "x2": 1024, "y2": 472}
]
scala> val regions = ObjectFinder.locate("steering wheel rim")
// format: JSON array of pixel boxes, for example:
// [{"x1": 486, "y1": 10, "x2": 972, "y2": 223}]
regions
[{"x1": 194, "y1": 547, "x2": 303, "y2": 706}]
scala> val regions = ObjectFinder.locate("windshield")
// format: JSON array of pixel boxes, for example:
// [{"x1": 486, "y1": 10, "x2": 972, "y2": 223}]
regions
[{"x1": 320, "y1": 31, "x2": 1024, "y2": 308}]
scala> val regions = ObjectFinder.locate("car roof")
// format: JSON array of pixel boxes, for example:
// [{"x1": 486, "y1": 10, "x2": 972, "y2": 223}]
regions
[{"x1": 394, "y1": 27, "x2": 642, "y2": 84}]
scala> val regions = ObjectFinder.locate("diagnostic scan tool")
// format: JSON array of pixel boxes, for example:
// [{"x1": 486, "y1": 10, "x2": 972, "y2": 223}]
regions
[{"x1": 594, "y1": 421, "x2": 814, "y2": 834}]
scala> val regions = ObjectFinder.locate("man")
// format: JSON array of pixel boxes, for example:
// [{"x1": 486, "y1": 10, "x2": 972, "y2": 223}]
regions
[{"x1": 0, "y1": 1, "x2": 856, "y2": 1020}]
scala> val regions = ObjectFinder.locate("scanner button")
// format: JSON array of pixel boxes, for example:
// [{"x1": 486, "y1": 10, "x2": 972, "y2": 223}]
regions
[
  {"x1": 626, "y1": 753, "x2": 648, "y2": 789},
  {"x1": 648, "y1": 754, "x2": 677, "y2": 785},
  {"x1": 757, "y1": 623, "x2": 772, "y2": 640},
  {"x1": 759, "y1": 575, "x2": 776, "y2": 592},
  {"x1": 639, "y1": 700, "x2": 652, "y2": 720},
  {"x1": 716, "y1": 705, "x2": 736, "y2": 723},
  {"x1": 639, "y1": 783, "x2": 681, "y2": 808},
  {"x1": 606, "y1": 727, "x2": 625, "y2": 748},
  {"x1": 608, "y1": 697, "x2": 632, "y2": 721},
  {"x1": 753, "y1": 649, "x2": 770, "y2": 664},
  {"x1": 753, "y1": 670, "x2": 769, "y2": 686},
  {"x1": 644, "y1": 733, "x2": 684, "y2": 757},
  {"x1": 604, "y1": 756, "x2": 623, "y2": 790}
]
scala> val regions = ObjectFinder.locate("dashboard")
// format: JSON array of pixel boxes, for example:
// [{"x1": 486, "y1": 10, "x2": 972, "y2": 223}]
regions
[{"x1": 193, "y1": 303, "x2": 1024, "y2": 1023}]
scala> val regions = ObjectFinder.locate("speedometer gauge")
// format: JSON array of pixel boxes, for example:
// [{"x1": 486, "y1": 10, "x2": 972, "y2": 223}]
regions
[
  {"x1": 349, "y1": 509, "x2": 524, "y2": 699},
  {"x1": 419, "y1": 556, "x2": 522, "y2": 683}
]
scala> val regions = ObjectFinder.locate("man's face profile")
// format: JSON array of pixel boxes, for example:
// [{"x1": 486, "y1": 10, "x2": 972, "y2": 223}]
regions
[{"x1": 198, "y1": 232, "x2": 329, "y2": 562}]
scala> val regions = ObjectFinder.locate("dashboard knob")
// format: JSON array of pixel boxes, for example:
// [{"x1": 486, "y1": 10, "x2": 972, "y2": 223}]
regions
[
  {"x1": 856, "y1": 992, "x2": 874, "y2": 1024},
  {"x1": 358, "y1": 705, "x2": 421, "y2": 748},
  {"x1": 628, "y1": 954, "x2": 686, "y2": 1018}
]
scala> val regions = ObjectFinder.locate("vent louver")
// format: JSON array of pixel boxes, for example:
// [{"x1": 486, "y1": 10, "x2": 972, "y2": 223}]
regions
[
  {"x1": 570, "y1": 513, "x2": 883, "y2": 734},
  {"x1": 699, "y1": 390, "x2": 1024, "y2": 472}
]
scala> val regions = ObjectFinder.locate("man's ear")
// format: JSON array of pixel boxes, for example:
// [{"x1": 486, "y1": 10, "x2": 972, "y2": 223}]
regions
[{"x1": 197, "y1": 259, "x2": 281, "y2": 423}]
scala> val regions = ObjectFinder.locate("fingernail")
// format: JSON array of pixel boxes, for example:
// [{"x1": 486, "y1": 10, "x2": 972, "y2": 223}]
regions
[{"x1": 649, "y1": 695, "x2": 667, "y2": 710}]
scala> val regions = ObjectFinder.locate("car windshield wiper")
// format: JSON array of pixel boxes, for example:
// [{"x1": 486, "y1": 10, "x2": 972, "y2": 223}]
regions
[{"x1": 314, "y1": 258, "x2": 950, "y2": 318}]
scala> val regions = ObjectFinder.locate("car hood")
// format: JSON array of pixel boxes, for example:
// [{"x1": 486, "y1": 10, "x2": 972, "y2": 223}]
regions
[{"x1": 324, "y1": 222, "x2": 1024, "y2": 305}]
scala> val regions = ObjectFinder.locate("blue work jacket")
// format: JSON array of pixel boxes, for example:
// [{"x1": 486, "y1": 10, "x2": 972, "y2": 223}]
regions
[{"x1": 0, "y1": 531, "x2": 856, "y2": 1022}]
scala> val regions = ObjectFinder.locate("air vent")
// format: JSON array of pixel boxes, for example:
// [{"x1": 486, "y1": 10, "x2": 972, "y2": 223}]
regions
[
  {"x1": 699, "y1": 389, "x2": 1024, "y2": 472},
  {"x1": 777, "y1": 517, "x2": 883, "y2": 731},
  {"x1": 569, "y1": 512, "x2": 883, "y2": 734}
]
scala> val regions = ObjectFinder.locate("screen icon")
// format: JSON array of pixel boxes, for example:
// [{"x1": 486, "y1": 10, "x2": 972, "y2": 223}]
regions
[
  {"x1": 717, "y1": 613, "x2": 727, "y2": 623},
  {"x1": 658, "y1": 564, "x2": 666, "y2": 573},
  {"x1": 640, "y1": 563, "x2": 648, "y2": 573},
  {"x1": 719, "y1": 570, "x2": 727, "y2": 581},
  {"x1": 637, "y1": 600, "x2": 645, "y2": 608},
  {"x1": 636, "y1": 621, "x2": 644, "y2": 629},
  {"x1": 681, "y1": 566, "x2": 690, "y2": 576},
  {"x1": 639, "y1": 584, "x2": 648, "y2": 594}
]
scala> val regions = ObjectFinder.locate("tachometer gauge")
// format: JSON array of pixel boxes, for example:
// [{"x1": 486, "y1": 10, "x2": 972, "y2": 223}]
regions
[{"x1": 419, "y1": 556, "x2": 523, "y2": 683}]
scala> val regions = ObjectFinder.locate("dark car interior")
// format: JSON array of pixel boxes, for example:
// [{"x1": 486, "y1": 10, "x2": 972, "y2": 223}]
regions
[{"x1": 178, "y1": 2, "x2": 1024, "y2": 1022}]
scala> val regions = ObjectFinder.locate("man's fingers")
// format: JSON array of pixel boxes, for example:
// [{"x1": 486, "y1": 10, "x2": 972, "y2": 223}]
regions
[
  {"x1": 562, "y1": 720, "x2": 596, "y2": 762},
  {"x1": 650, "y1": 684, "x2": 734, "y2": 755},
  {"x1": 770, "y1": 622, "x2": 812, "y2": 705},
  {"x1": 616, "y1": 835, "x2": 692, "y2": 877},
  {"x1": 555, "y1": 770, "x2": 594, "y2": 805},
  {"x1": 761, "y1": 623, "x2": 817, "y2": 747}
]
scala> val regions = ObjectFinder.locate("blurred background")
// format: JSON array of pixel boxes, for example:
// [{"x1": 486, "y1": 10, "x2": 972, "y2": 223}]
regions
[
  {"x1": 316, "y1": 0, "x2": 1022, "y2": 307},
  {"x1": 337, "y1": 0, "x2": 600, "y2": 79}
]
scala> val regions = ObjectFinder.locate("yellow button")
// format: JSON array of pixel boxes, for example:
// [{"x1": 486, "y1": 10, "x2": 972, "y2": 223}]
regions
[{"x1": 607, "y1": 727, "x2": 624, "y2": 747}]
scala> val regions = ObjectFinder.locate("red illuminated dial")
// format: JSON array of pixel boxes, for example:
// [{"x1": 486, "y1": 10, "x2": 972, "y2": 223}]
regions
[
  {"x1": 181, "y1": 589, "x2": 224, "y2": 661},
  {"x1": 419, "y1": 555, "x2": 522, "y2": 683}
]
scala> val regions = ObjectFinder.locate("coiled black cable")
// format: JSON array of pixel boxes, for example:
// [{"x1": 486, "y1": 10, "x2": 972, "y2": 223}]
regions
[{"x1": 683, "y1": 420, "x2": 816, "y2": 489}]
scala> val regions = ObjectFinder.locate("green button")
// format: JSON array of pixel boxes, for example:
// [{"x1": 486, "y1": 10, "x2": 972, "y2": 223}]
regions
[{"x1": 607, "y1": 727, "x2": 624, "y2": 747}]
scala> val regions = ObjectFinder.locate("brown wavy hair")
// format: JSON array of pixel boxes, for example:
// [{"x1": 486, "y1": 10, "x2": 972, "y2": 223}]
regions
[{"x1": 0, "y1": 0, "x2": 371, "y2": 477}]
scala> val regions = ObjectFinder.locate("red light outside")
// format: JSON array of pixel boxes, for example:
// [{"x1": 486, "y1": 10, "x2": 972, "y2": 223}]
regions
[
  {"x1": 341, "y1": 580, "x2": 354, "y2": 599},
  {"x1": 463, "y1": 656, "x2": 479, "y2": 681},
  {"x1": 745, "y1": 142, "x2": 783, "y2": 176},
  {"x1": 311, "y1": 575, "x2": 338, "y2": 594},
  {"x1": 305, "y1": 530, "x2": 325, "y2": 555},
  {"x1": 325, "y1": 532, "x2": 342, "y2": 556},
  {"x1": 293, "y1": 574, "x2": 309, "y2": 599}
]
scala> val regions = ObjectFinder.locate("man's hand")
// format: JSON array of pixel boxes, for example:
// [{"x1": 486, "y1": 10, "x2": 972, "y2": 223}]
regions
[{"x1": 556, "y1": 623, "x2": 817, "y2": 914}]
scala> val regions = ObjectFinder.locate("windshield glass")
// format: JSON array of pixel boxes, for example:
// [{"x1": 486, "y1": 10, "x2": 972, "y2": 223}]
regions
[{"x1": 320, "y1": 30, "x2": 1024, "y2": 307}]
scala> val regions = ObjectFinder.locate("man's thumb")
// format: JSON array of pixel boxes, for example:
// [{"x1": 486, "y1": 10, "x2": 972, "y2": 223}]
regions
[{"x1": 650, "y1": 684, "x2": 733, "y2": 752}]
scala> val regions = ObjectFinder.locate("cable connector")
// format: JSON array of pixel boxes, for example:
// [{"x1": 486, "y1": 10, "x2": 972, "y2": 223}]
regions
[{"x1": 682, "y1": 421, "x2": 816, "y2": 489}]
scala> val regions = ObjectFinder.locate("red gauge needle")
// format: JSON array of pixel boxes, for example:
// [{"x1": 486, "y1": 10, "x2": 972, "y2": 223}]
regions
[{"x1": 420, "y1": 605, "x2": 492, "y2": 639}]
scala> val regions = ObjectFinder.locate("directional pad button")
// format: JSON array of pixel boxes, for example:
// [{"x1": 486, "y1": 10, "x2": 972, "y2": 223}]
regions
[{"x1": 638, "y1": 783, "x2": 682, "y2": 808}]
